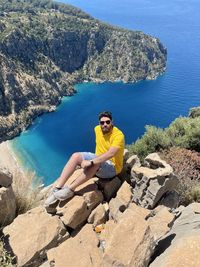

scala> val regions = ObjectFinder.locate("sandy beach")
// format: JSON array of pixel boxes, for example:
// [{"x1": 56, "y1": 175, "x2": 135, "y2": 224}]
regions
[{"x1": 0, "y1": 140, "x2": 24, "y2": 175}]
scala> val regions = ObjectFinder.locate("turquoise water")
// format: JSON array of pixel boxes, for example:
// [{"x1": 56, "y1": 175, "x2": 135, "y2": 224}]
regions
[{"x1": 11, "y1": 0, "x2": 200, "y2": 185}]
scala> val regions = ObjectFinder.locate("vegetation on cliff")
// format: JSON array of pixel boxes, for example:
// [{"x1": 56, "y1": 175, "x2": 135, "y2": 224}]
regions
[
  {"x1": 0, "y1": 0, "x2": 166, "y2": 142},
  {"x1": 127, "y1": 107, "x2": 200, "y2": 160}
]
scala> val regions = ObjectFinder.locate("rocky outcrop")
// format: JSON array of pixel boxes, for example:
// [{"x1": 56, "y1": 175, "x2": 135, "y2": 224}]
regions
[
  {"x1": 0, "y1": 0, "x2": 167, "y2": 142},
  {"x1": 150, "y1": 203, "x2": 200, "y2": 267},
  {"x1": 3, "y1": 206, "x2": 68, "y2": 267},
  {"x1": 0, "y1": 168, "x2": 16, "y2": 226},
  {"x1": 1, "y1": 153, "x2": 189, "y2": 267},
  {"x1": 131, "y1": 153, "x2": 179, "y2": 209}
]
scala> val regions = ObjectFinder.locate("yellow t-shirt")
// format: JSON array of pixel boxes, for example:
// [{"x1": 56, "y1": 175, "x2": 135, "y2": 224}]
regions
[{"x1": 95, "y1": 125, "x2": 125, "y2": 174}]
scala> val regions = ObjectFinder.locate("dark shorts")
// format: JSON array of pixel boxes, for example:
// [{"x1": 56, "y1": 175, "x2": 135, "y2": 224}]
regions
[{"x1": 81, "y1": 152, "x2": 116, "y2": 179}]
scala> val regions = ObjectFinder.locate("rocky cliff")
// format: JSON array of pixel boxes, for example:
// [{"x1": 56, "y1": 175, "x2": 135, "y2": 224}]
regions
[{"x1": 0, "y1": 0, "x2": 167, "y2": 141}]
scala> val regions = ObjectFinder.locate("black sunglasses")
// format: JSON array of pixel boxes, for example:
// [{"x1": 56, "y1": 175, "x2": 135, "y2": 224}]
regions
[{"x1": 100, "y1": 120, "x2": 111, "y2": 125}]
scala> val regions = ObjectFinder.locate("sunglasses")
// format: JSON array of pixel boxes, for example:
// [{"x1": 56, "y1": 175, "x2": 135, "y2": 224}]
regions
[{"x1": 100, "y1": 120, "x2": 111, "y2": 125}]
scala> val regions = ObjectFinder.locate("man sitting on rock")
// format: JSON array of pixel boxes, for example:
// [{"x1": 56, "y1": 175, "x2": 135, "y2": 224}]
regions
[{"x1": 44, "y1": 111, "x2": 125, "y2": 211}]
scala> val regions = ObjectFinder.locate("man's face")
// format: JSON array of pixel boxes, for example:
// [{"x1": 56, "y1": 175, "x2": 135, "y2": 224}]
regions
[{"x1": 99, "y1": 116, "x2": 113, "y2": 134}]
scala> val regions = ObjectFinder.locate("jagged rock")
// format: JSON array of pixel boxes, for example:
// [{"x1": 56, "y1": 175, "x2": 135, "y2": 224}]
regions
[
  {"x1": 0, "y1": 168, "x2": 12, "y2": 187},
  {"x1": 3, "y1": 206, "x2": 68, "y2": 267},
  {"x1": 47, "y1": 224, "x2": 102, "y2": 267},
  {"x1": 57, "y1": 173, "x2": 104, "y2": 229},
  {"x1": 100, "y1": 207, "x2": 155, "y2": 267},
  {"x1": 125, "y1": 154, "x2": 141, "y2": 173},
  {"x1": 109, "y1": 181, "x2": 132, "y2": 221},
  {"x1": 0, "y1": 186, "x2": 16, "y2": 226},
  {"x1": 147, "y1": 206, "x2": 175, "y2": 241},
  {"x1": 131, "y1": 153, "x2": 178, "y2": 209},
  {"x1": 150, "y1": 203, "x2": 200, "y2": 267},
  {"x1": 98, "y1": 176, "x2": 121, "y2": 201},
  {"x1": 87, "y1": 203, "x2": 107, "y2": 227}
]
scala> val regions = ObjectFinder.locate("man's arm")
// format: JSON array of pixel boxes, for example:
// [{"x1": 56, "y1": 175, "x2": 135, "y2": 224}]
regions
[{"x1": 81, "y1": 147, "x2": 119, "y2": 168}]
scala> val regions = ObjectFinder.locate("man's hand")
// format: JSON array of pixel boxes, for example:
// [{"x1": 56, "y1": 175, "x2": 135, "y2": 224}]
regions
[{"x1": 81, "y1": 160, "x2": 92, "y2": 169}]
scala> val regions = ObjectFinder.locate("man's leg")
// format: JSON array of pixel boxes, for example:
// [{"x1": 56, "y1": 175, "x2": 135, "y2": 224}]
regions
[
  {"x1": 55, "y1": 152, "x2": 83, "y2": 188},
  {"x1": 68, "y1": 163, "x2": 100, "y2": 190}
]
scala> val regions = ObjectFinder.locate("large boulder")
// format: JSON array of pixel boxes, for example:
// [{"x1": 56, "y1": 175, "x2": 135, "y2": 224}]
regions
[
  {"x1": 87, "y1": 203, "x2": 108, "y2": 227},
  {"x1": 131, "y1": 153, "x2": 178, "y2": 209},
  {"x1": 3, "y1": 206, "x2": 68, "y2": 267},
  {"x1": 47, "y1": 224, "x2": 102, "y2": 267},
  {"x1": 109, "y1": 181, "x2": 132, "y2": 221},
  {"x1": 100, "y1": 206, "x2": 155, "y2": 267},
  {"x1": 0, "y1": 168, "x2": 12, "y2": 187},
  {"x1": 57, "y1": 175, "x2": 104, "y2": 229},
  {"x1": 150, "y1": 203, "x2": 200, "y2": 267},
  {"x1": 0, "y1": 186, "x2": 16, "y2": 226}
]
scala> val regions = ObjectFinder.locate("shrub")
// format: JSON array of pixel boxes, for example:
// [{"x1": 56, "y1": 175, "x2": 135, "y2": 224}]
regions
[
  {"x1": 189, "y1": 107, "x2": 200, "y2": 118},
  {"x1": 12, "y1": 169, "x2": 43, "y2": 215},
  {"x1": 127, "y1": 109, "x2": 200, "y2": 160},
  {"x1": 160, "y1": 147, "x2": 200, "y2": 205},
  {"x1": 127, "y1": 125, "x2": 171, "y2": 160}
]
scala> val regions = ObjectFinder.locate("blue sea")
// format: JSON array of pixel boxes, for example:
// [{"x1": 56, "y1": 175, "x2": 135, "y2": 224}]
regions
[{"x1": 11, "y1": 0, "x2": 200, "y2": 185}]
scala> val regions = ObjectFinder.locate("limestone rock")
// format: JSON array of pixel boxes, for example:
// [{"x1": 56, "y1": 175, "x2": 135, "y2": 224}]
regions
[
  {"x1": 125, "y1": 154, "x2": 141, "y2": 172},
  {"x1": 0, "y1": 168, "x2": 12, "y2": 187},
  {"x1": 131, "y1": 153, "x2": 178, "y2": 209},
  {"x1": 57, "y1": 175, "x2": 103, "y2": 229},
  {"x1": 101, "y1": 207, "x2": 155, "y2": 267},
  {"x1": 3, "y1": 206, "x2": 68, "y2": 267},
  {"x1": 150, "y1": 203, "x2": 200, "y2": 267},
  {"x1": 147, "y1": 206, "x2": 175, "y2": 241},
  {"x1": 87, "y1": 203, "x2": 107, "y2": 227},
  {"x1": 0, "y1": 186, "x2": 16, "y2": 226},
  {"x1": 47, "y1": 224, "x2": 102, "y2": 267},
  {"x1": 109, "y1": 181, "x2": 132, "y2": 221},
  {"x1": 98, "y1": 176, "x2": 121, "y2": 201}
]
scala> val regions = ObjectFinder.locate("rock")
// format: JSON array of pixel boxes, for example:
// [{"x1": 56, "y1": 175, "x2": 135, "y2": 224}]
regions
[
  {"x1": 131, "y1": 153, "x2": 179, "y2": 209},
  {"x1": 147, "y1": 206, "x2": 175, "y2": 241},
  {"x1": 0, "y1": 168, "x2": 12, "y2": 187},
  {"x1": 109, "y1": 181, "x2": 132, "y2": 221},
  {"x1": 98, "y1": 176, "x2": 121, "y2": 201},
  {"x1": 101, "y1": 207, "x2": 155, "y2": 267},
  {"x1": 126, "y1": 154, "x2": 141, "y2": 172},
  {"x1": 47, "y1": 224, "x2": 102, "y2": 267},
  {"x1": 98, "y1": 220, "x2": 117, "y2": 251},
  {"x1": 150, "y1": 203, "x2": 200, "y2": 267},
  {"x1": 159, "y1": 190, "x2": 180, "y2": 209},
  {"x1": 3, "y1": 206, "x2": 68, "y2": 267},
  {"x1": 87, "y1": 203, "x2": 107, "y2": 227},
  {"x1": 0, "y1": 186, "x2": 16, "y2": 226},
  {"x1": 57, "y1": 175, "x2": 103, "y2": 229}
]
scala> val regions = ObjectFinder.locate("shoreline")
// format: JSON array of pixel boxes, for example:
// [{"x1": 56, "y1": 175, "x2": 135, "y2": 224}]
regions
[{"x1": 0, "y1": 140, "x2": 26, "y2": 178}]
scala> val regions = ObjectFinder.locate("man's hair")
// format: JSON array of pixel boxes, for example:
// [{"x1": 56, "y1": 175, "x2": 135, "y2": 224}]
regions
[{"x1": 98, "y1": 111, "x2": 112, "y2": 121}]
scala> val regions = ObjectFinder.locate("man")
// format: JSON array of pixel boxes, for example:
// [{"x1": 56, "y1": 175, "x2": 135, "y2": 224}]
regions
[{"x1": 45, "y1": 111, "x2": 125, "y2": 210}]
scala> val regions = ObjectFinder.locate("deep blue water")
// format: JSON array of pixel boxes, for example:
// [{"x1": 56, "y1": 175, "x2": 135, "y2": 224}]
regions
[{"x1": 11, "y1": 0, "x2": 200, "y2": 185}]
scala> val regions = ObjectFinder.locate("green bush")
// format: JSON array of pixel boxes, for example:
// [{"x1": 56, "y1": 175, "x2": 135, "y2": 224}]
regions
[
  {"x1": 189, "y1": 107, "x2": 200, "y2": 118},
  {"x1": 127, "y1": 108, "x2": 200, "y2": 160}
]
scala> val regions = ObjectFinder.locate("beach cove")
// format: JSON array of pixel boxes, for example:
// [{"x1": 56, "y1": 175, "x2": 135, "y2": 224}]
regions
[{"x1": 2, "y1": 0, "x2": 200, "y2": 185}]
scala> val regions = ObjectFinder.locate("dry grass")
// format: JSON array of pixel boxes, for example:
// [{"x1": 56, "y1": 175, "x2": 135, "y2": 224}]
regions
[
  {"x1": 12, "y1": 168, "x2": 43, "y2": 215},
  {"x1": 160, "y1": 147, "x2": 200, "y2": 205}
]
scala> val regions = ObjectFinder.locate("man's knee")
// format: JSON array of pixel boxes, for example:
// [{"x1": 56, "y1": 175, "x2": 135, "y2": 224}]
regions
[{"x1": 71, "y1": 152, "x2": 82, "y2": 163}]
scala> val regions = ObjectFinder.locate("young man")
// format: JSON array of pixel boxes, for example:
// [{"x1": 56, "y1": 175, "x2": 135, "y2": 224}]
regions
[{"x1": 44, "y1": 111, "x2": 125, "y2": 209}]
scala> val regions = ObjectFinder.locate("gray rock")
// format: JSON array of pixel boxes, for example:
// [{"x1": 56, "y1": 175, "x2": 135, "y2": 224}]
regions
[
  {"x1": 0, "y1": 168, "x2": 12, "y2": 187},
  {"x1": 0, "y1": 186, "x2": 16, "y2": 226},
  {"x1": 131, "y1": 153, "x2": 178, "y2": 209}
]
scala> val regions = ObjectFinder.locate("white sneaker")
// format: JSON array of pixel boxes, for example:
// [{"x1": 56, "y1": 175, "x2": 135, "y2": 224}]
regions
[{"x1": 54, "y1": 186, "x2": 74, "y2": 201}]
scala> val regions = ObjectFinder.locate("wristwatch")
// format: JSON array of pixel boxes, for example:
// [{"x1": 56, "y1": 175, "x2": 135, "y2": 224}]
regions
[{"x1": 90, "y1": 160, "x2": 94, "y2": 166}]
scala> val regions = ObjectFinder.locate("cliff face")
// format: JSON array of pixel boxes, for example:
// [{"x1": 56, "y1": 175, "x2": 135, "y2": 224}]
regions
[{"x1": 0, "y1": 0, "x2": 167, "y2": 141}]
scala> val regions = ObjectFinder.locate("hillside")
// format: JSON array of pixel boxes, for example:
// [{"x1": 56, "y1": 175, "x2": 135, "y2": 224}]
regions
[{"x1": 0, "y1": 0, "x2": 167, "y2": 141}]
